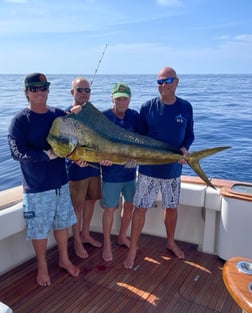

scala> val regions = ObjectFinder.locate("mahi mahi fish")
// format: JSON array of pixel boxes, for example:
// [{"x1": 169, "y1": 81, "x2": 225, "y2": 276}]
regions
[{"x1": 46, "y1": 101, "x2": 230, "y2": 189}]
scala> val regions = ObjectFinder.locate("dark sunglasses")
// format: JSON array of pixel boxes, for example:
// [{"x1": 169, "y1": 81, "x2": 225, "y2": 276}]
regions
[
  {"x1": 28, "y1": 86, "x2": 49, "y2": 93},
  {"x1": 157, "y1": 77, "x2": 177, "y2": 85},
  {"x1": 75, "y1": 87, "x2": 91, "y2": 93}
]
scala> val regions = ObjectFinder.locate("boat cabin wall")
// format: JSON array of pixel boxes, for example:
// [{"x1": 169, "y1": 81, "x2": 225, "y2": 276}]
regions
[
  {"x1": 0, "y1": 202, "x2": 59, "y2": 275},
  {"x1": 91, "y1": 182, "x2": 222, "y2": 255}
]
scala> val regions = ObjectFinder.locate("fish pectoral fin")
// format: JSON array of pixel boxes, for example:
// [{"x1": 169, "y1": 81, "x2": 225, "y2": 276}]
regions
[
  {"x1": 124, "y1": 159, "x2": 138, "y2": 168},
  {"x1": 79, "y1": 145, "x2": 94, "y2": 151}
]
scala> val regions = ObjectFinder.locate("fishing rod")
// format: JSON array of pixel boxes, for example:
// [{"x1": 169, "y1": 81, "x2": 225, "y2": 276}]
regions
[
  {"x1": 86, "y1": 44, "x2": 108, "y2": 169},
  {"x1": 90, "y1": 44, "x2": 108, "y2": 87}
]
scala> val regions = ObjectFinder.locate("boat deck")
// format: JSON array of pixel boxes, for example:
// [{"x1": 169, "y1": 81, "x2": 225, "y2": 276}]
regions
[{"x1": 0, "y1": 232, "x2": 240, "y2": 313}]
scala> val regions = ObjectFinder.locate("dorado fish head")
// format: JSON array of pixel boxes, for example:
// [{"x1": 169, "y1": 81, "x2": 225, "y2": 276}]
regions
[
  {"x1": 47, "y1": 115, "x2": 80, "y2": 158},
  {"x1": 47, "y1": 133, "x2": 78, "y2": 158}
]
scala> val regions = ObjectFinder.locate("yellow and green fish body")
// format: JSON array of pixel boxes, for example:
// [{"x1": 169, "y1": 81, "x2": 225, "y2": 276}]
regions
[{"x1": 47, "y1": 102, "x2": 230, "y2": 189}]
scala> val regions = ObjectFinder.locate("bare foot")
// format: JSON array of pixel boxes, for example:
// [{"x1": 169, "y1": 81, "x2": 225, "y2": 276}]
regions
[
  {"x1": 123, "y1": 249, "x2": 136, "y2": 269},
  {"x1": 117, "y1": 236, "x2": 130, "y2": 248},
  {"x1": 81, "y1": 235, "x2": 102, "y2": 248},
  {"x1": 59, "y1": 260, "x2": 80, "y2": 277},
  {"x1": 102, "y1": 244, "x2": 113, "y2": 262},
  {"x1": 167, "y1": 243, "x2": 185, "y2": 259},
  {"x1": 74, "y1": 242, "x2": 89, "y2": 259},
  {"x1": 37, "y1": 263, "x2": 51, "y2": 287}
]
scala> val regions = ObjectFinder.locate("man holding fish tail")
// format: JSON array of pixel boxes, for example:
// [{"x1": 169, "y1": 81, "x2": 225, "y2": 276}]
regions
[{"x1": 123, "y1": 66, "x2": 195, "y2": 269}]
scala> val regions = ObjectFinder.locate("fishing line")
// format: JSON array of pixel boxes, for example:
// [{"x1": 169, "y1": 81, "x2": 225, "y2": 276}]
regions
[
  {"x1": 90, "y1": 44, "x2": 108, "y2": 87},
  {"x1": 86, "y1": 44, "x2": 108, "y2": 169},
  {"x1": 86, "y1": 162, "x2": 99, "y2": 169}
]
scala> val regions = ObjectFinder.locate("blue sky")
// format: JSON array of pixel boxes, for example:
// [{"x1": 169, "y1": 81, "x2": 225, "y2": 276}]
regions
[{"x1": 1, "y1": 0, "x2": 252, "y2": 74}]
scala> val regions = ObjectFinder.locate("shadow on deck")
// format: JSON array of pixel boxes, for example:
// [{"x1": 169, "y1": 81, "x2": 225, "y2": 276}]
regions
[{"x1": 0, "y1": 232, "x2": 240, "y2": 313}]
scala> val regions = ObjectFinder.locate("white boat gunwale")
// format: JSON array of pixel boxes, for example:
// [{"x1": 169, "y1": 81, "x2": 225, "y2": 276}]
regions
[{"x1": 0, "y1": 175, "x2": 252, "y2": 276}]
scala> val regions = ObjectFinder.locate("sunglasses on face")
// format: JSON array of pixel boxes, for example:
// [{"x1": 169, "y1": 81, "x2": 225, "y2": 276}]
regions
[
  {"x1": 157, "y1": 77, "x2": 177, "y2": 85},
  {"x1": 75, "y1": 87, "x2": 91, "y2": 94},
  {"x1": 28, "y1": 86, "x2": 49, "y2": 93}
]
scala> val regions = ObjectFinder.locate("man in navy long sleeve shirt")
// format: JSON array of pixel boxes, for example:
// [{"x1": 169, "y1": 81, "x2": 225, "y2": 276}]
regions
[
  {"x1": 8, "y1": 73, "x2": 80, "y2": 286},
  {"x1": 124, "y1": 66, "x2": 195, "y2": 269}
]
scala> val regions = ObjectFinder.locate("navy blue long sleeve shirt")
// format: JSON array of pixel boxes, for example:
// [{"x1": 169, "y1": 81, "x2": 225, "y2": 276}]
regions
[
  {"x1": 138, "y1": 96, "x2": 194, "y2": 179},
  {"x1": 8, "y1": 107, "x2": 68, "y2": 193}
]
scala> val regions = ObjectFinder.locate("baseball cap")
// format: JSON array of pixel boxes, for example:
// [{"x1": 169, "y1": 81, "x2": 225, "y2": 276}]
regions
[
  {"x1": 24, "y1": 73, "x2": 51, "y2": 88},
  {"x1": 111, "y1": 83, "x2": 131, "y2": 98}
]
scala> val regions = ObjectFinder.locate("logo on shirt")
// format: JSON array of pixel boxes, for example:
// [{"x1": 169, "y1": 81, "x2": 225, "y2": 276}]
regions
[
  {"x1": 24, "y1": 211, "x2": 35, "y2": 219},
  {"x1": 175, "y1": 114, "x2": 185, "y2": 123}
]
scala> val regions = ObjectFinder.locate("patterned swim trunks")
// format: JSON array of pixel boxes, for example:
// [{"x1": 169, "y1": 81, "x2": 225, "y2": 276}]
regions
[
  {"x1": 133, "y1": 174, "x2": 181, "y2": 209},
  {"x1": 23, "y1": 184, "x2": 77, "y2": 240}
]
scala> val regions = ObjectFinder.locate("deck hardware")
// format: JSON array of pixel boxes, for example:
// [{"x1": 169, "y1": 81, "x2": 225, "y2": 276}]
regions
[
  {"x1": 236, "y1": 261, "x2": 252, "y2": 274},
  {"x1": 194, "y1": 274, "x2": 200, "y2": 281},
  {"x1": 248, "y1": 282, "x2": 252, "y2": 293}
]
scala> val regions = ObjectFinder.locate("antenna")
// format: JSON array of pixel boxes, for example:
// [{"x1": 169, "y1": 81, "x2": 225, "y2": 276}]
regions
[{"x1": 90, "y1": 44, "x2": 108, "y2": 87}]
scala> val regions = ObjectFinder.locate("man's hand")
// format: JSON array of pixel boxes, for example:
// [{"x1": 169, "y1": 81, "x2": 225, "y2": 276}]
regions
[
  {"x1": 178, "y1": 146, "x2": 189, "y2": 164},
  {"x1": 70, "y1": 105, "x2": 82, "y2": 114},
  {"x1": 44, "y1": 149, "x2": 58, "y2": 160},
  {"x1": 100, "y1": 160, "x2": 112, "y2": 166},
  {"x1": 74, "y1": 160, "x2": 89, "y2": 167},
  {"x1": 73, "y1": 159, "x2": 112, "y2": 168}
]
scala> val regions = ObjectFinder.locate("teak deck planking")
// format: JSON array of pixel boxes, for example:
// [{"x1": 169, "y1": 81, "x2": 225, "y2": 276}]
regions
[{"x1": 0, "y1": 232, "x2": 241, "y2": 313}]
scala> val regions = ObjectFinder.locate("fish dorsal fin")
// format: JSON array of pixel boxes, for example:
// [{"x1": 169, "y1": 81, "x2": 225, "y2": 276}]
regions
[{"x1": 68, "y1": 102, "x2": 181, "y2": 154}]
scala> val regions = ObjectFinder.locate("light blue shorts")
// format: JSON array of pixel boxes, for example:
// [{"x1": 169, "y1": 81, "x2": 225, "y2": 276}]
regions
[
  {"x1": 134, "y1": 174, "x2": 181, "y2": 209},
  {"x1": 101, "y1": 179, "x2": 136, "y2": 209},
  {"x1": 23, "y1": 184, "x2": 77, "y2": 240}
]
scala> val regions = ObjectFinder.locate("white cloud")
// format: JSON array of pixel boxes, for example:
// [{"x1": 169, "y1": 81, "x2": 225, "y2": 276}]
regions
[
  {"x1": 233, "y1": 34, "x2": 252, "y2": 41},
  {"x1": 4, "y1": 0, "x2": 29, "y2": 3},
  {"x1": 156, "y1": 0, "x2": 183, "y2": 7}
]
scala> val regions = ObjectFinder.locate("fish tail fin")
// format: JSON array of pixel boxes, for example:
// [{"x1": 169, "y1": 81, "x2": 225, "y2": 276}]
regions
[{"x1": 186, "y1": 146, "x2": 231, "y2": 189}]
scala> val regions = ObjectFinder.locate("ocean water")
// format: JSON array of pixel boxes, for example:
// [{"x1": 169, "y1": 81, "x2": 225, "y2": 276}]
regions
[{"x1": 1, "y1": 74, "x2": 252, "y2": 192}]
